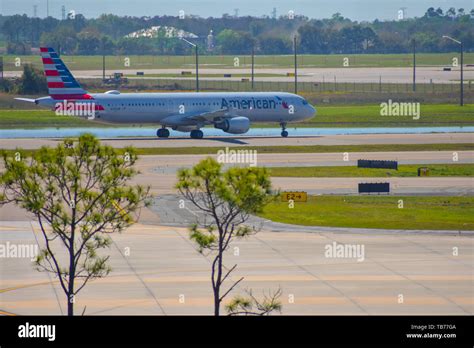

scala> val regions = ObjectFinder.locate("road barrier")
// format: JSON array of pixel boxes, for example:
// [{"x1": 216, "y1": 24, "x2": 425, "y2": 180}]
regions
[
  {"x1": 358, "y1": 159, "x2": 398, "y2": 170},
  {"x1": 358, "y1": 182, "x2": 390, "y2": 194}
]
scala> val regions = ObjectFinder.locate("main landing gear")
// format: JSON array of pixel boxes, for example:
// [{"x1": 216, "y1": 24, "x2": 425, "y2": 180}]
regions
[
  {"x1": 157, "y1": 128, "x2": 170, "y2": 138},
  {"x1": 157, "y1": 127, "x2": 204, "y2": 139},
  {"x1": 190, "y1": 129, "x2": 204, "y2": 139},
  {"x1": 280, "y1": 122, "x2": 288, "y2": 137}
]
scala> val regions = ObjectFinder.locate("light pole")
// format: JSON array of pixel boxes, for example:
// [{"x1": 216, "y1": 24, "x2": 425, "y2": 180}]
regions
[
  {"x1": 102, "y1": 41, "x2": 106, "y2": 81},
  {"x1": 412, "y1": 38, "x2": 416, "y2": 92},
  {"x1": 251, "y1": 44, "x2": 255, "y2": 90},
  {"x1": 180, "y1": 37, "x2": 199, "y2": 92},
  {"x1": 294, "y1": 35, "x2": 298, "y2": 94},
  {"x1": 443, "y1": 35, "x2": 463, "y2": 106}
]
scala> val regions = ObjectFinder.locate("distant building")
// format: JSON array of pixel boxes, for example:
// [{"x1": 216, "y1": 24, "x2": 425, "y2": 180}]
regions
[
  {"x1": 398, "y1": 7, "x2": 407, "y2": 20},
  {"x1": 207, "y1": 30, "x2": 215, "y2": 51},
  {"x1": 125, "y1": 26, "x2": 198, "y2": 39},
  {"x1": 271, "y1": 7, "x2": 277, "y2": 19}
]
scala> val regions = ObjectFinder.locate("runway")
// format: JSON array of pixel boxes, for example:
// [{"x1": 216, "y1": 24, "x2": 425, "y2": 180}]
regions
[
  {"x1": 0, "y1": 218, "x2": 472, "y2": 315},
  {"x1": 133, "y1": 152, "x2": 474, "y2": 196},
  {"x1": 144, "y1": 151, "x2": 474, "y2": 168},
  {"x1": 0, "y1": 148, "x2": 472, "y2": 315},
  {"x1": 0, "y1": 132, "x2": 473, "y2": 150},
  {"x1": 4, "y1": 66, "x2": 474, "y2": 84},
  {"x1": 0, "y1": 151, "x2": 472, "y2": 195},
  {"x1": 2, "y1": 127, "x2": 473, "y2": 140}
]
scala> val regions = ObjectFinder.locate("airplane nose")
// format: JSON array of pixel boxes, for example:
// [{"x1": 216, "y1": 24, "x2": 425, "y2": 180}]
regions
[{"x1": 306, "y1": 104, "x2": 316, "y2": 118}]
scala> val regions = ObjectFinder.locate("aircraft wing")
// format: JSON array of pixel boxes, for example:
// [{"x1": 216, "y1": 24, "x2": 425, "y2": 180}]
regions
[
  {"x1": 162, "y1": 107, "x2": 245, "y2": 128},
  {"x1": 185, "y1": 108, "x2": 236, "y2": 123},
  {"x1": 15, "y1": 98, "x2": 37, "y2": 103}
]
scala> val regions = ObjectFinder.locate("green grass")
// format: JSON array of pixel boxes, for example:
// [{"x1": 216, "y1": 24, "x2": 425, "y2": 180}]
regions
[
  {"x1": 1, "y1": 104, "x2": 472, "y2": 128},
  {"x1": 133, "y1": 143, "x2": 474, "y2": 155},
  {"x1": 269, "y1": 164, "x2": 474, "y2": 178},
  {"x1": 89, "y1": 77, "x2": 473, "y2": 97},
  {"x1": 259, "y1": 195, "x2": 474, "y2": 230},
  {"x1": 2, "y1": 53, "x2": 473, "y2": 71},
  {"x1": 293, "y1": 104, "x2": 474, "y2": 127},
  {"x1": 0, "y1": 110, "x2": 101, "y2": 128},
  {"x1": 3, "y1": 144, "x2": 474, "y2": 157}
]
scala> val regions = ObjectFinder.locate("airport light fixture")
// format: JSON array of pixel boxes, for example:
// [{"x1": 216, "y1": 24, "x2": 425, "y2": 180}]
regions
[
  {"x1": 251, "y1": 44, "x2": 255, "y2": 90},
  {"x1": 293, "y1": 35, "x2": 298, "y2": 94},
  {"x1": 442, "y1": 35, "x2": 463, "y2": 106},
  {"x1": 101, "y1": 42, "x2": 106, "y2": 81},
  {"x1": 180, "y1": 37, "x2": 199, "y2": 92},
  {"x1": 412, "y1": 38, "x2": 416, "y2": 92}
]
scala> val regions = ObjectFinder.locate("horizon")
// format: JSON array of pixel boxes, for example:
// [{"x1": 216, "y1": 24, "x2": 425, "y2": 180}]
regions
[{"x1": 0, "y1": 0, "x2": 473, "y2": 21}]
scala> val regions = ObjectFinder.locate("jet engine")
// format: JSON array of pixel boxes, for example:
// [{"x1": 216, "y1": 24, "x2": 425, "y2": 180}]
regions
[{"x1": 214, "y1": 116, "x2": 250, "y2": 134}]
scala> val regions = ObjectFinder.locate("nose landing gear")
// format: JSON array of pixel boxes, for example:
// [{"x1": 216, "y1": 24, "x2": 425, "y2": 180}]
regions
[{"x1": 280, "y1": 122, "x2": 288, "y2": 137}]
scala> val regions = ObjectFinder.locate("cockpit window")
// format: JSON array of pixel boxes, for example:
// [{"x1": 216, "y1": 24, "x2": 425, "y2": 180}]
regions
[{"x1": 302, "y1": 99, "x2": 308, "y2": 105}]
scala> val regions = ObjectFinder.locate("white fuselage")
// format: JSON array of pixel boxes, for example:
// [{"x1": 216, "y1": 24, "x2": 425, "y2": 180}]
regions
[{"x1": 86, "y1": 91, "x2": 314, "y2": 125}]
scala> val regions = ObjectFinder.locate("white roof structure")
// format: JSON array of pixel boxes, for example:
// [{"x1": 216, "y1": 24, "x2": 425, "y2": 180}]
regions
[{"x1": 125, "y1": 26, "x2": 198, "y2": 39}]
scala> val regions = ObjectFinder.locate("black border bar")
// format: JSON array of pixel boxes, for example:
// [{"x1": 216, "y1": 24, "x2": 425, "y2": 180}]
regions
[{"x1": 0, "y1": 315, "x2": 472, "y2": 347}]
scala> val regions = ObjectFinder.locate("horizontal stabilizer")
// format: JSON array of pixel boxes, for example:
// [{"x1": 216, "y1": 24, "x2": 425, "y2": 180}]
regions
[{"x1": 14, "y1": 98, "x2": 37, "y2": 103}]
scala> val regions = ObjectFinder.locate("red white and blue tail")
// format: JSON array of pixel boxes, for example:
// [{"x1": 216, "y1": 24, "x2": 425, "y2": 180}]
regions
[{"x1": 40, "y1": 47, "x2": 91, "y2": 100}]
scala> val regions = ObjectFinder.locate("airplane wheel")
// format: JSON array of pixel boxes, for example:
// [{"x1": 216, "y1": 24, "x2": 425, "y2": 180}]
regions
[
  {"x1": 157, "y1": 128, "x2": 170, "y2": 138},
  {"x1": 190, "y1": 130, "x2": 204, "y2": 139},
  {"x1": 281, "y1": 130, "x2": 289, "y2": 138}
]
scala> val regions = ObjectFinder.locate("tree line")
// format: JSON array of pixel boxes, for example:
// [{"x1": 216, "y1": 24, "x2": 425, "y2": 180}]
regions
[{"x1": 1, "y1": 7, "x2": 473, "y2": 56}]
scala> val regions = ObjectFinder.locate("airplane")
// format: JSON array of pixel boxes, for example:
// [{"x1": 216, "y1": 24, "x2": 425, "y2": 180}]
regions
[{"x1": 16, "y1": 47, "x2": 316, "y2": 139}]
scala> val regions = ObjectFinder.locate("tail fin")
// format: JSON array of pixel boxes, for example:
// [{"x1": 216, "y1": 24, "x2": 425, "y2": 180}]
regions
[{"x1": 40, "y1": 47, "x2": 90, "y2": 100}]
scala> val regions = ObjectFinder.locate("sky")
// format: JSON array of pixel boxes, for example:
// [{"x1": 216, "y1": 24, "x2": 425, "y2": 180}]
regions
[{"x1": 0, "y1": 0, "x2": 472, "y2": 21}]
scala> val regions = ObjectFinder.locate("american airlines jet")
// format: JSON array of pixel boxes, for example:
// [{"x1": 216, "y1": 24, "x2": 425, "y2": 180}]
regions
[{"x1": 16, "y1": 47, "x2": 316, "y2": 139}]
